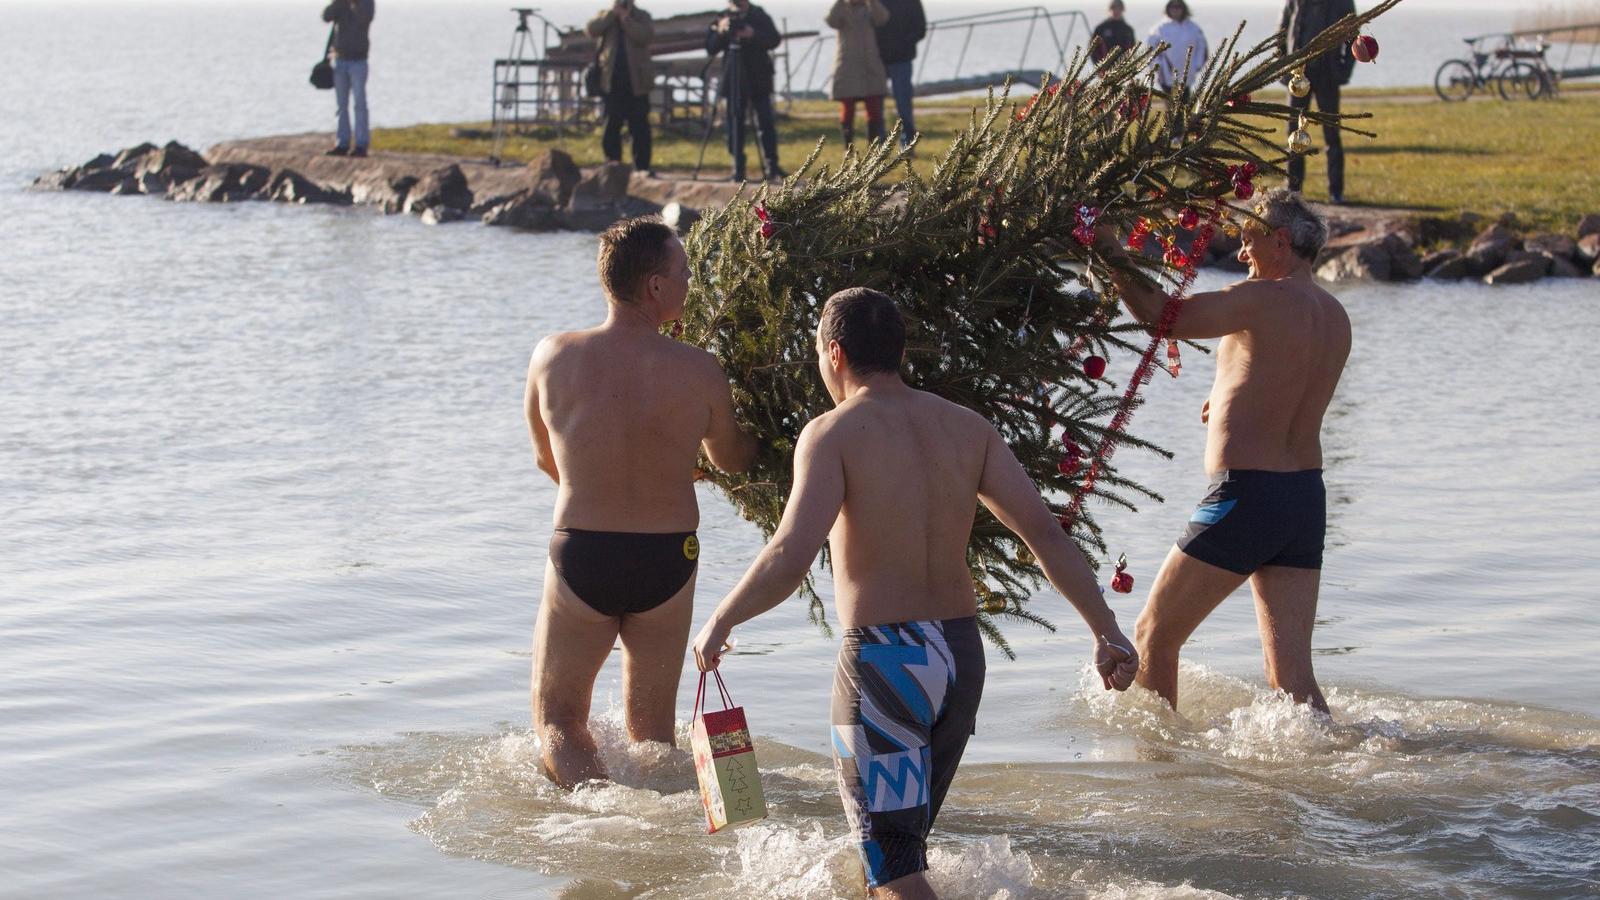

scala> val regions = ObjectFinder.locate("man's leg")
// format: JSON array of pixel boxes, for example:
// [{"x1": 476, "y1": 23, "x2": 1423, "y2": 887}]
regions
[
  {"x1": 1134, "y1": 545, "x2": 1250, "y2": 709},
  {"x1": 1284, "y1": 90, "x2": 1311, "y2": 192},
  {"x1": 333, "y1": 61, "x2": 352, "y2": 150},
  {"x1": 726, "y1": 92, "x2": 747, "y2": 180},
  {"x1": 1315, "y1": 79, "x2": 1344, "y2": 201},
  {"x1": 628, "y1": 92, "x2": 653, "y2": 173},
  {"x1": 874, "y1": 874, "x2": 937, "y2": 899},
  {"x1": 350, "y1": 60, "x2": 369, "y2": 151},
  {"x1": 751, "y1": 92, "x2": 781, "y2": 176},
  {"x1": 601, "y1": 94, "x2": 626, "y2": 163},
  {"x1": 887, "y1": 60, "x2": 916, "y2": 147},
  {"x1": 1248, "y1": 566, "x2": 1328, "y2": 712},
  {"x1": 616, "y1": 572, "x2": 695, "y2": 743},
  {"x1": 531, "y1": 560, "x2": 620, "y2": 787}
]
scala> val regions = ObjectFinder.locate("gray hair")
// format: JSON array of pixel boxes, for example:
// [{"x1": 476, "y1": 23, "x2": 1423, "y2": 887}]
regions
[{"x1": 1256, "y1": 188, "x2": 1328, "y2": 261}]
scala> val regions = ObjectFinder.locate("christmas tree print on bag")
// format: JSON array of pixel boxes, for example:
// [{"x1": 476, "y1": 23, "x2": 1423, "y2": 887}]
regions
[{"x1": 691, "y1": 670, "x2": 768, "y2": 833}]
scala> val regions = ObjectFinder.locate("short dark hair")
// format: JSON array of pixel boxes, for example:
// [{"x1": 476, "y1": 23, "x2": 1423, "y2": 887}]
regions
[
  {"x1": 1165, "y1": 0, "x2": 1190, "y2": 20},
  {"x1": 819, "y1": 288, "x2": 905, "y2": 376},
  {"x1": 597, "y1": 216, "x2": 676, "y2": 303}
]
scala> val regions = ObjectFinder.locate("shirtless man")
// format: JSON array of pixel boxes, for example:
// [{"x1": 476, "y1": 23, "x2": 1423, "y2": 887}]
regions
[
  {"x1": 1097, "y1": 188, "x2": 1350, "y2": 713},
  {"x1": 691, "y1": 289, "x2": 1137, "y2": 899},
  {"x1": 524, "y1": 216, "x2": 758, "y2": 787}
]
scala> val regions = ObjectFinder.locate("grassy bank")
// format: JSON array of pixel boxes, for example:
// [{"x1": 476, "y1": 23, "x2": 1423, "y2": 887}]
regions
[{"x1": 373, "y1": 88, "x2": 1600, "y2": 233}]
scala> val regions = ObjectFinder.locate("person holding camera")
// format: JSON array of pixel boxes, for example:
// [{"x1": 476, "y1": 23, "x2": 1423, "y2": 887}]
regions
[
  {"x1": 587, "y1": 0, "x2": 657, "y2": 175},
  {"x1": 828, "y1": 0, "x2": 891, "y2": 151},
  {"x1": 705, "y1": 0, "x2": 785, "y2": 182},
  {"x1": 321, "y1": 0, "x2": 375, "y2": 157},
  {"x1": 1279, "y1": 0, "x2": 1357, "y2": 204}
]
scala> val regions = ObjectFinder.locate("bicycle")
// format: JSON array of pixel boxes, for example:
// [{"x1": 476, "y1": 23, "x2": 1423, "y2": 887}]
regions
[{"x1": 1435, "y1": 36, "x2": 1557, "y2": 102}]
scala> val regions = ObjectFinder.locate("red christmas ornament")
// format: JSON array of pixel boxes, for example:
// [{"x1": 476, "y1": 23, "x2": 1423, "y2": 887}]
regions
[
  {"x1": 1058, "y1": 455, "x2": 1081, "y2": 476},
  {"x1": 1241, "y1": 161, "x2": 1259, "y2": 179},
  {"x1": 1227, "y1": 92, "x2": 1253, "y2": 108},
  {"x1": 760, "y1": 221, "x2": 776, "y2": 239},
  {"x1": 754, "y1": 205, "x2": 771, "y2": 223},
  {"x1": 1062, "y1": 436, "x2": 1082, "y2": 456},
  {"x1": 1178, "y1": 207, "x2": 1200, "y2": 230},
  {"x1": 1352, "y1": 34, "x2": 1379, "y2": 63},
  {"x1": 671, "y1": 321, "x2": 684, "y2": 338},
  {"x1": 1233, "y1": 179, "x2": 1255, "y2": 201},
  {"x1": 1110, "y1": 553, "x2": 1134, "y2": 593},
  {"x1": 1083, "y1": 355, "x2": 1107, "y2": 379},
  {"x1": 1164, "y1": 244, "x2": 1189, "y2": 269}
]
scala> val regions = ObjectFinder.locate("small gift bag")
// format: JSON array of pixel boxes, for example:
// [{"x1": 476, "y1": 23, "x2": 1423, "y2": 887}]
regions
[{"x1": 690, "y1": 670, "x2": 768, "y2": 833}]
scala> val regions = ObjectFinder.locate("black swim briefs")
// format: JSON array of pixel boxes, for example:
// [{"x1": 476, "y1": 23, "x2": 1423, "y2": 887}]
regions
[
  {"x1": 548, "y1": 528, "x2": 699, "y2": 616},
  {"x1": 831, "y1": 616, "x2": 986, "y2": 888},
  {"x1": 1177, "y1": 468, "x2": 1325, "y2": 575}
]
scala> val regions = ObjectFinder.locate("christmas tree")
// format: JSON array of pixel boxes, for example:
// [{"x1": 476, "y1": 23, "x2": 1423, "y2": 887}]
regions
[{"x1": 678, "y1": 0, "x2": 1397, "y2": 655}]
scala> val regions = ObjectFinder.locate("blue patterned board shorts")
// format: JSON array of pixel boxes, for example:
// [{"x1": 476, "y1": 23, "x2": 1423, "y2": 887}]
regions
[{"x1": 831, "y1": 616, "x2": 986, "y2": 888}]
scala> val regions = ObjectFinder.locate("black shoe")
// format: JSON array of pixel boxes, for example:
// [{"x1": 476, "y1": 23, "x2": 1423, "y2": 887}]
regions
[
  {"x1": 763, "y1": 165, "x2": 788, "y2": 181},
  {"x1": 350, "y1": 147, "x2": 368, "y2": 158},
  {"x1": 325, "y1": 145, "x2": 350, "y2": 157},
  {"x1": 1328, "y1": 193, "x2": 1345, "y2": 205},
  {"x1": 729, "y1": 173, "x2": 746, "y2": 182}
]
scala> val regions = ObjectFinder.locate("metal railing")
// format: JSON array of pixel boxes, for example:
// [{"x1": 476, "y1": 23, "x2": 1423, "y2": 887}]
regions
[
  {"x1": 1470, "y1": 21, "x2": 1600, "y2": 80},
  {"x1": 786, "y1": 6, "x2": 1093, "y2": 100}
]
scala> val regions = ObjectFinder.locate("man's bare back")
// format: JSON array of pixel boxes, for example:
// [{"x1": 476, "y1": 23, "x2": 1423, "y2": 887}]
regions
[{"x1": 1196, "y1": 276, "x2": 1350, "y2": 474}]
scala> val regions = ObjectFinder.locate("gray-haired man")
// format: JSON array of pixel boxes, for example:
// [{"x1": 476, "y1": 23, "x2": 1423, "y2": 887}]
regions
[{"x1": 1097, "y1": 189, "x2": 1351, "y2": 714}]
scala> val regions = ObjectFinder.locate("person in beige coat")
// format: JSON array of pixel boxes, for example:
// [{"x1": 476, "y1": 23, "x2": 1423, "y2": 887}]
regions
[
  {"x1": 587, "y1": 0, "x2": 656, "y2": 173},
  {"x1": 827, "y1": 0, "x2": 891, "y2": 148}
]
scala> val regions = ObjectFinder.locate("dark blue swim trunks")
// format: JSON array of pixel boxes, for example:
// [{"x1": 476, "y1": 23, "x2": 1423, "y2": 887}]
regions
[
  {"x1": 831, "y1": 616, "x2": 985, "y2": 888},
  {"x1": 1177, "y1": 469, "x2": 1326, "y2": 574}
]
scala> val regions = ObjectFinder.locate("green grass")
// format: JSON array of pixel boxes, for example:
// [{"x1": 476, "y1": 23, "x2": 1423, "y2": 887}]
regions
[{"x1": 372, "y1": 89, "x2": 1600, "y2": 234}]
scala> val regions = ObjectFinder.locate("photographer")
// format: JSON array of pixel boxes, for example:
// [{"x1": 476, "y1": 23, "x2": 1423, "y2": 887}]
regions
[
  {"x1": 321, "y1": 0, "x2": 375, "y2": 157},
  {"x1": 1279, "y1": 0, "x2": 1357, "y2": 204},
  {"x1": 587, "y1": 0, "x2": 656, "y2": 175},
  {"x1": 705, "y1": 0, "x2": 784, "y2": 181}
]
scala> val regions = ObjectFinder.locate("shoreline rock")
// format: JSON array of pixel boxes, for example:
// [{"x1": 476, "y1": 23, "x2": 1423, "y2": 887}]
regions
[{"x1": 29, "y1": 135, "x2": 1599, "y2": 287}]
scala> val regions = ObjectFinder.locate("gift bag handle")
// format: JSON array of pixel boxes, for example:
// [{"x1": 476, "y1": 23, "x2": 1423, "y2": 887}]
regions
[{"x1": 693, "y1": 670, "x2": 734, "y2": 720}]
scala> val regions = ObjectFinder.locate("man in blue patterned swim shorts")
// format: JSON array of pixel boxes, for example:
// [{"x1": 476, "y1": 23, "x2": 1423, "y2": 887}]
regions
[{"x1": 693, "y1": 288, "x2": 1138, "y2": 898}]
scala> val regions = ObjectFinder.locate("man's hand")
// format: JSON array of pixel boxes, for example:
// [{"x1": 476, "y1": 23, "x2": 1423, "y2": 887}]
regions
[
  {"x1": 1200, "y1": 398, "x2": 1210, "y2": 424},
  {"x1": 692, "y1": 616, "x2": 732, "y2": 672},
  {"x1": 1095, "y1": 629, "x2": 1139, "y2": 691},
  {"x1": 736, "y1": 25, "x2": 755, "y2": 38},
  {"x1": 715, "y1": 15, "x2": 732, "y2": 33}
]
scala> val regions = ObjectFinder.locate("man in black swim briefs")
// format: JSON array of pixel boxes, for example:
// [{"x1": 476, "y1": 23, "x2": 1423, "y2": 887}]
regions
[
  {"x1": 1097, "y1": 189, "x2": 1351, "y2": 714},
  {"x1": 524, "y1": 216, "x2": 758, "y2": 787},
  {"x1": 692, "y1": 289, "x2": 1137, "y2": 898}
]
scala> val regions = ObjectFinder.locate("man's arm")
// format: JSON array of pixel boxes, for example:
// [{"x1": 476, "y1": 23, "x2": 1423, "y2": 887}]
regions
[
  {"x1": 523, "y1": 341, "x2": 559, "y2": 483},
  {"x1": 705, "y1": 20, "x2": 730, "y2": 56},
  {"x1": 621, "y1": 7, "x2": 654, "y2": 43},
  {"x1": 867, "y1": 0, "x2": 890, "y2": 28},
  {"x1": 825, "y1": 0, "x2": 848, "y2": 30},
  {"x1": 909, "y1": 0, "x2": 927, "y2": 41},
  {"x1": 750, "y1": 8, "x2": 783, "y2": 52},
  {"x1": 974, "y1": 426, "x2": 1137, "y2": 690},
  {"x1": 700, "y1": 355, "x2": 759, "y2": 473},
  {"x1": 1095, "y1": 230, "x2": 1265, "y2": 340},
  {"x1": 692, "y1": 419, "x2": 844, "y2": 670},
  {"x1": 585, "y1": 9, "x2": 615, "y2": 37},
  {"x1": 322, "y1": 1, "x2": 342, "y2": 24},
  {"x1": 359, "y1": 0, "x2": 373, "y2": 23}
]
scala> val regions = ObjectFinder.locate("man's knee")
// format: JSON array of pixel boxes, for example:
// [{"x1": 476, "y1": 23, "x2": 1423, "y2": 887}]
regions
[{"x1": 1134, "y1": 607, "x2": 1183, "y2": 655}]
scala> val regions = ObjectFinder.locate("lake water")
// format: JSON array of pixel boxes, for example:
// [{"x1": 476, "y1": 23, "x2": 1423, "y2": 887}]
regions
[{"x1": 3, "y1": 2, "x2": 1598, "y2": 899}]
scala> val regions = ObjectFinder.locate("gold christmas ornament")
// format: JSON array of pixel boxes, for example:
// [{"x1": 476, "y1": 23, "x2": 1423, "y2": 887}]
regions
[
  {"x1": 1289, "y1": 116, "x2": 1313, "y2": 154},
  {"x1": 1289, "y1": 68, "x2": 1311, "y2": 98},
  {"x1": 1016, "y1": 545, "x2": 1035, "y2": 566}
]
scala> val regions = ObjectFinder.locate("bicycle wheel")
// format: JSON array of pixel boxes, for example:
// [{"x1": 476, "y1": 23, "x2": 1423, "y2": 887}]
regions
[
  {"x1": 1497, "y1": 61, "x2": 1543, "y2": 101},
  {"x1": 1434, "y1": 59, "x2": 1477, "y2": 102}
]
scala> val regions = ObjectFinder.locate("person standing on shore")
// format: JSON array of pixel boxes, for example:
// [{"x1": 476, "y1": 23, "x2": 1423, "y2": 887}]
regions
[
  {"x1": 1090, "y1": 0, "x2": 1137, "y2": 66},
  {"x1": 524, "y1": 217, "x2": 759, "y2": 788},
  {"x1": 1095, "y1": 189, "x2": 1350, "y2": 714},
  {"x1": 706, "y1": 0, "x2": 785, "y2": 182},
  {"x1": 692, "y1": 289, "x2": 1137, "y2": 898},
  {"x1": 828, "y1": 0, "x2": 892, "y2": 150},
  {"x1": 874, "y1": 0, "x2": 926, "y2": 150},
  {"x1": 1146, "y1": 0, "x2": 1208, "y2": 91},
  {"x1": 321, "y1": 0, "x2": 374, "y2": 157},
  {"x1": 1279, "y1": 0, "x2": 1357, "y2": 204},
  {"x1": 587, "y1": 0, "x2": 656, "y2": 176}
]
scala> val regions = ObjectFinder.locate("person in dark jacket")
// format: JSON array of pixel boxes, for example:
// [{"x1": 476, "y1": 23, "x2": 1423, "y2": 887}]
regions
[
  {"x1": 1279, "y1": 0, "x2": 1357, "y2": 203},
  {"x1": 873, "y1": 0, "x2": 926, "y2": 149},
  {"x1": 587, "y1": 0, "x2": 656, "y2": 175},
  {"x1": 1090, "y1": 0, "x2": 1136, "y2": 66},
  {"x1": 322, "y1": 0, "x2": 375, "y2": 157},
  {"x1": 706, "y1": 0, "x2": 785, "y2": 181}
]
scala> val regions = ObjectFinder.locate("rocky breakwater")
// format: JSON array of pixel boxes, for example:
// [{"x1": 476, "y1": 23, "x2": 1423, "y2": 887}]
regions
[
  {"x1": 31, "y1": 135, "x2": 744, "y2": 233},
  {"x1": 1303, "y1": 210, "x2": 1600, "y2": 287}
]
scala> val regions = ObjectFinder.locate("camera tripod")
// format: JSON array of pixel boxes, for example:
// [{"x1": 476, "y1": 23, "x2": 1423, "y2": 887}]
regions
[
  {"x1": 694, "y1": 34, "x2": 778, "y2": 183},
  {"x1": 490, "y1": 7, "x2": 563, "y2": 166}
]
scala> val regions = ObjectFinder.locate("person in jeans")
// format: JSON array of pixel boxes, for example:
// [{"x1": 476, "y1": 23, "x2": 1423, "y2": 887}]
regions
[
  {"x1": 322, "y1": 0, "x2": 375, "y2": 157},
  {"x1": 1090, "y1": 0, "x2": 1137, "y2": 66},
  {"x1": 828, "y1": 0, "x2": 891, "y2": 150},
  {"x1": 874, "y1": 0, "x2": 925, "y2": 150},
  {"x1": 706, "y1": 0, "x2": 785, "y2": 182},
  {"x1": 587, "y1": 0, "x2": 656, "y2": 175},
  {"x1": 1279, "y1": 0, "x2": 1357, "y2": 204}
]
